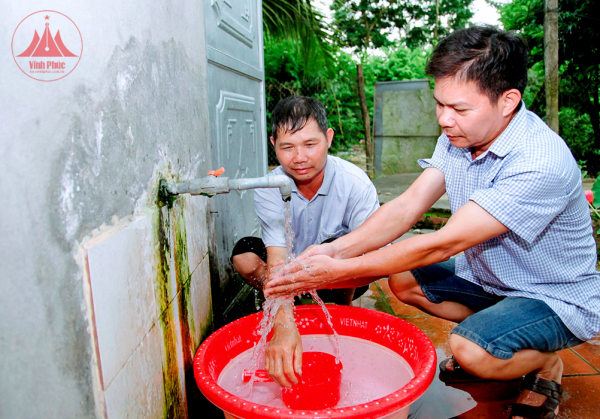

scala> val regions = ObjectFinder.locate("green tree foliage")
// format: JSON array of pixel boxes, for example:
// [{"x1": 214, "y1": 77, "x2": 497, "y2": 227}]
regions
[
  {"x1": 262, "y1": 0, "x2": 334, "y2": 73},
  {"x1": 498, "y1": 0, "x2": 599, "y2": 174},
  {"x1": 327, "y1": 0, "x2": 473, "y2": 174},
  {"x1": 330, "y1": 0, "x2": 412, "y2": 54},
  {"x1": 264, "y1": 36, "x2": 429, "y2": 153},
  {"x1": 559, "y1": 0, "x2": 600, "y2": 173},
  {"x1": 330, "y1": 0, "x2": 474, "y2": 52},
  {"x1": 405, "y1": 0, "x2": 475, "y2": 47}
]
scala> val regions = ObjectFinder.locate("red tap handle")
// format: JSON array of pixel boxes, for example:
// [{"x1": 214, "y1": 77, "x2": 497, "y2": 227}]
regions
[{"x1": 207, "y1": 167, "x2": 225, "y2": 177}]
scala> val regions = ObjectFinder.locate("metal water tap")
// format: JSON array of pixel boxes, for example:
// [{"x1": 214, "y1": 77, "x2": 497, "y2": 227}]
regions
[{"x1": 162, "y1": 174, "x2": 293, "y2": 202}]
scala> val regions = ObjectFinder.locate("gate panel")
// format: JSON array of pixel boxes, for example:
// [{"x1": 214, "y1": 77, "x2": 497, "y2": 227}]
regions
[{"x1": 203, "y1": 0, "x2": 266, "y2": 324}]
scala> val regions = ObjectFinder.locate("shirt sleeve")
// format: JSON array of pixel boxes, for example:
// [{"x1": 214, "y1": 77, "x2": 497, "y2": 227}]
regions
[
  {"x1": 254, "y1": 187, "x2": 286, "y2": 248},
  {"x1": 418, "y1": 135, "x2": 449, "y2": 173},
  {"x1": 470, "y1": 167, "x2": 569, "y2": 243},
  {"x1": 347, "y1": 183, "x2": 380, "y2": 232}
]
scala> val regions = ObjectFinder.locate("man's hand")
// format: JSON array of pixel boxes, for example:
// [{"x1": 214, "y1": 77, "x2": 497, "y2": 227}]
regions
[
  {"x1": 295, "y1": 242, "x2": 336, "y2": 261},
  {"x1": 265, "y1": 306, "x2": 302, "y2": 388},
  {"x1": 264, "y1": 255, "x2": 345, "y2": 298}
]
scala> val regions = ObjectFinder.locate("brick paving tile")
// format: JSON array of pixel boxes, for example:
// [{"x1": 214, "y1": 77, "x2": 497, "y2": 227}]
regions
[
  {"x1": 403, "y1": 316, "x2": 456, "y2": 356},
  {"x1": 571, "y1": 336, "x2": 600, "y2": 372},
  {"x1": 559, "y1": 375, "x2": 600, "y2": 419},
  {"x1": 372, "y1": 279, "x2": 431, "y2": 317},
  {"x1": 559, "y1": 348, "x2": 599, "y2": 376},
  {"x1": 454, "y1": 380, "x2": 522, "y2": 419}
]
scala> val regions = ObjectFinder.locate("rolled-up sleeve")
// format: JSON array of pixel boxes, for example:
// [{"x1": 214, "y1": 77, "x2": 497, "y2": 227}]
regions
[
  {"x1": 254, "y1": 187, "x2": 286, "y2": 248},
  {"x1": 418, "y1": 135, "x2": 449, "y2": 173}
]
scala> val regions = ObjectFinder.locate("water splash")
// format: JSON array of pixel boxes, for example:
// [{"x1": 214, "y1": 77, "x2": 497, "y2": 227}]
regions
[
  {"x1": 245, "y1": 201, "x2": 296, "y2": 390},
  {"x1": 284, "y1": 200, "x2": 295, "y2": 263},
  {"x1": 309, "y1": 290, "x2": 341, "y2": 361},
  {"x1": 246, "y1": 295, "x2": 294, "y2": 392},
  {"x1": 246, "y1": 200, "x2": 344, "y2": 392}
]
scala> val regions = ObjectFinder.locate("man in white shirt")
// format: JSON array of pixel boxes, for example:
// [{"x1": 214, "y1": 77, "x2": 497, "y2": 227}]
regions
[{"x1": 231, "y1": 96, "x2": 379, "y2": 388}]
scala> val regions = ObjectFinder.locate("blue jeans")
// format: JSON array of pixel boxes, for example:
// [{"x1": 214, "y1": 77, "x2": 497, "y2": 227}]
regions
[{"x1": 412, "y1": 259, "x2": 584, "y2": 359}]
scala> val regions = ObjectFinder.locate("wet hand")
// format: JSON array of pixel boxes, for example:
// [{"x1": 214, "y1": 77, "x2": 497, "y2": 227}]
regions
[
  {"x1": 265, "y1": 319, "x2": 302, "y2": 388},
  {"x1": 264, "y1": 255, "x2": 343, "y2": 298},
  {"x1": 295, "y1": 242, "x2": 336, "y2": 261},
  {"x1": 261, "y1": 259, "x2": 285, "y2": 288}
]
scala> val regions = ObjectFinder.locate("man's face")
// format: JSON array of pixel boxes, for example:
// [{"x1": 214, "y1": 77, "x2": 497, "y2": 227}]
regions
[
  {"x1": 271, "y1": 119, "x2": 333, "y2": 184},
  {"x1": 434, "y1": 76, "x2": 515, "y2": 155}
]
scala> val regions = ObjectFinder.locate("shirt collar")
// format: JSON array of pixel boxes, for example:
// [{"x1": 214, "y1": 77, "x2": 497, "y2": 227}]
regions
[
  {"x1": 486, "y1": 101, "x2": 528, "y2": 158},
  {"x1": 318, "y1": 155, "x2": 335, "y2": 196},
  {"x1": 290, "y1": 155, "x2": 335, "y2": 197}
]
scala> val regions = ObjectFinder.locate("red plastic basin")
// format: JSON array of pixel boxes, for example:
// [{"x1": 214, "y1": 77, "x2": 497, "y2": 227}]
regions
[{"x1": 193, "y1": 305, "x2": 436, "y2": 419}]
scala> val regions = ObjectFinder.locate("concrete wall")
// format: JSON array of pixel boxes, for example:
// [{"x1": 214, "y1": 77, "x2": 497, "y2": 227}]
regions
[
  {"x1": 0, "y1": 1, "x2": 214, "y2": 417},
  {"x1": 379, "y1": 89, "x2": 439, "y2": 175}
]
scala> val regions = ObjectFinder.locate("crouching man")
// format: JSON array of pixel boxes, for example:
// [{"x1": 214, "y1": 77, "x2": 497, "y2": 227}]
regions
[
  {"x1": 232, "y1": 96, "x2": 379, "y2": 387},
  {"x1": 265, "y1": 27, "x2": 600, "y2": 419}
]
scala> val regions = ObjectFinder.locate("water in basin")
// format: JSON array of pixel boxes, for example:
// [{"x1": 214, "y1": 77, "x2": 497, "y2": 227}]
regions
[{"x1": 218, "y1": 334, "x2": 414, "y2": 409}]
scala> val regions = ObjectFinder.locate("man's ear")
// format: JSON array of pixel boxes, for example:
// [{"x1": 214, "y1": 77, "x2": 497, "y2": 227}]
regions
[
  {"x1": 501, "y1": 89, "x2": 522, "y2": 117},
  {"x1": 270, "y1": 136, "x2": 276, "y2": 148},
  {"x1": 326, "y1": 128, "x2": 334, "y2": 149}
]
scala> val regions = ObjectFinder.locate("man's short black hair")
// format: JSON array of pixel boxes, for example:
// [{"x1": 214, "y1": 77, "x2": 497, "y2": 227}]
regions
[
  {"x1": 426, "y1": 25, "x2": 528, "y2": 103},
  {"x1": 271, "y1": 96, "x2": 328, "y2": 141}
]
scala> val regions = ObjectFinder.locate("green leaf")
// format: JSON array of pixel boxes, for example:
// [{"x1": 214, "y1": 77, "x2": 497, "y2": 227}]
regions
[
  {"x1": 263, "y1": 0, "x2": 334, "y2": 72},
  {"x1": 592, "y1": 177, "x2": 600, "y2": 208}
]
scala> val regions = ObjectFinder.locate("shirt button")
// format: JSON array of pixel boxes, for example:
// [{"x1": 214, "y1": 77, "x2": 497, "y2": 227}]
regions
[{"x1": 308, "y1": 218, "x2": 312, "y2": 222}]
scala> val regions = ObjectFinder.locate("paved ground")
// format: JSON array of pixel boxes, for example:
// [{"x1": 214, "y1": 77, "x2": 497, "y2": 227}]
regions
[{"x1": 352, "y1": 280, "x2": 600, "y2": 419}]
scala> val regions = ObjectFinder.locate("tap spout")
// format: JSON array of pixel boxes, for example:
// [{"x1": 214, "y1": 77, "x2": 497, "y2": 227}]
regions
[
  {"x1": 228, "y1": 175, "x2": 292, "y2": 202},
  {"x1": 163, "y1": 174, "x2": 292, "y2": 202}
]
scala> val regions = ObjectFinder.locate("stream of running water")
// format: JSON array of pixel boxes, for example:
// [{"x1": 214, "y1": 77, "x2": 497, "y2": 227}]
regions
[{"x1": 246, "y1": 200, "x2": 341, "y2": 390}]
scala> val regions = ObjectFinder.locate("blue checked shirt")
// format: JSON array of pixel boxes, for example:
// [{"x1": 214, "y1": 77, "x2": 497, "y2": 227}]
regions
[{"x1": 419, "y1": 103, "x2": 600, "y2": 341}]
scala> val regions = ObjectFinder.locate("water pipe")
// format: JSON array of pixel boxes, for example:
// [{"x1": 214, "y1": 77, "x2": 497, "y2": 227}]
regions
[{"x1": 162, "y1": 174, "x2": 293, "y2": 202}]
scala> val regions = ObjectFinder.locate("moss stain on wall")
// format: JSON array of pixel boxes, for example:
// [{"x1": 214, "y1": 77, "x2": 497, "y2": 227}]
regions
[
  {"x1": 154, "y1": 173, "x2": 217, "y2": 418},
  {"x1": 171, "y1": 201, "x2": 196, "y2": 371},
  {"x1": 153, "y1": 202, "x2": 187, "y2": 419},
  {"x1": 150, "y1": 169, "x2": 216, "y2": 417}
]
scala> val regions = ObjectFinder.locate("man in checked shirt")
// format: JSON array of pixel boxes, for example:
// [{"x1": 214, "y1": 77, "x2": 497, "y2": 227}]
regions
[{"x1": 265, "y1": 26, "x2": 600, "y2": 419}]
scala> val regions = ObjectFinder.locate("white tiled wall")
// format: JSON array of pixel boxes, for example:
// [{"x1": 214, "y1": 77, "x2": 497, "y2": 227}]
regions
[
  {"x1": 83, "y1": 193, "x2": 212, "y2": 418},
  {"x1": 184, "y1": 195, "x2": 209, "y2": 274},
  {"x1": 85, "y1": 215, "x2": 159, "y2": 388},
  {"x1": 104, "y1": 323, "x2": 166, "y2": 418},
  {"x1": 190, "y1": 256, "x2": 212, "y2": 347}
]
